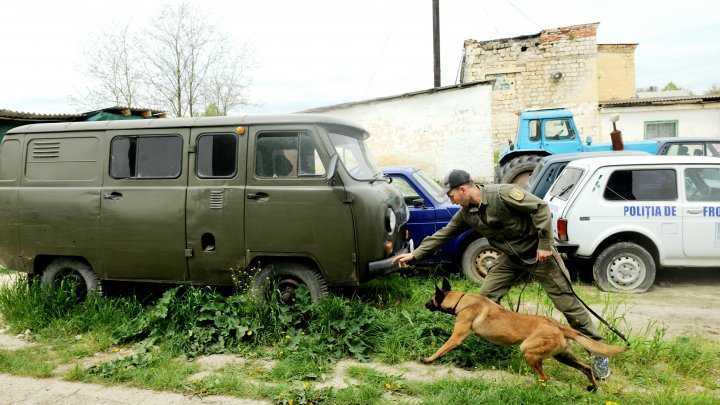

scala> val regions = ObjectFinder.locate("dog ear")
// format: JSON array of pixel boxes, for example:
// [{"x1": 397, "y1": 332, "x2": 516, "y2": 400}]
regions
[
  {"x1": 442, "y1": 277, "x2": 451, "y2": 291},
  {"x1": 435, "y1": 287, "x2": 445, "y2": 304}
]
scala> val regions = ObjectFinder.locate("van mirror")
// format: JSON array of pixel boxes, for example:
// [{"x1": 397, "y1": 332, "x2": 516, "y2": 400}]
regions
[{"x1": 326, "y1": 154, "x2": 339, "y2": 185}]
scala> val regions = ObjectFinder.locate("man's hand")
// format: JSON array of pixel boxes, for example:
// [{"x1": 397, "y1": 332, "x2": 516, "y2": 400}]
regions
[
  {"x1": 391, "y1": 253, "x2": 415, "y2": 267},
  {"x1": 536, "y1": 249, "x2": 552, "y2": 263}
]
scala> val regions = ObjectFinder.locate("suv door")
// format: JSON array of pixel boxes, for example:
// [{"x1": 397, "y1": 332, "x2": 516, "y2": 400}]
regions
[
  {"x1": 682, "y1": 165, "x2": 720, "y2": 258},
  {"x1": 100, "y1": 131, "x2": 189, "y2": 281},
  {"x1": 244, "y1": 125, "x2": 355, "y2": 284},
  {"x1": 186, "y1": 128, "x2": 247, "y2": 285}
]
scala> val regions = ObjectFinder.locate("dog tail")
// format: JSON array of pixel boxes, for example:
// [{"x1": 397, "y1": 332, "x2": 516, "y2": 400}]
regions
[{"x1": 563, "y1": 327, "x2": 628, "y2": 357}]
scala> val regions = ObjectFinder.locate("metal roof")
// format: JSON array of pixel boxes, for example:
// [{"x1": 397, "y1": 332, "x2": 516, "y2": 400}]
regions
[{"x1": 600, "y1": 95, "x2": 720, "y2": 108}]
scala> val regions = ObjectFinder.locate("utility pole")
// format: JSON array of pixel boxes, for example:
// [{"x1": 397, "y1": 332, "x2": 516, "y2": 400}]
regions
[{"x1": 432, "y1": 0, "x2": 440, "y2": 88}]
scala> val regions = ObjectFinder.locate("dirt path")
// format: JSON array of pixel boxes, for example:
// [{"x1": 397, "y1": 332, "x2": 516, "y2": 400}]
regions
[{"x1": 1, "y1": 266, "x2": 718, "y2": 403}]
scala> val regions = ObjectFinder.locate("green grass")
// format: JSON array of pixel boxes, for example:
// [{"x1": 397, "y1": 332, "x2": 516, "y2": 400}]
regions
[{"x1": 0, "y1": 270, "x2": 718, "y2": 404}]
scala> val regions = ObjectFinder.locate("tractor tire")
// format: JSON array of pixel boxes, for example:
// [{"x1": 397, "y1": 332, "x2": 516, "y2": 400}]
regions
[{"x1": 496, "y1": 155, "x2": 543, "y2": 186}]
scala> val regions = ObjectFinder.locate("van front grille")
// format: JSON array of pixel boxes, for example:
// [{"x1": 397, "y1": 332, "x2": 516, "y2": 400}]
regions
[{"x1": 210, "y1": 190, "x2": 224, "y2": 209}]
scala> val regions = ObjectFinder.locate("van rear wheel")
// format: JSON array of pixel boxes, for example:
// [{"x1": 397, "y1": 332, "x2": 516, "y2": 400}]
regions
[
  {"x1": 461, "y1": 239, "x2": 500, "y2": 284},
  {"x1": 252, "y1": 262, "x2": 329, "y2": 305},
  {"x1": 41, "y1": 258, "x2": 101, "y2": 299},
  {"x1": 593, "y1": 242, "x2": 655, "y2": 293}
]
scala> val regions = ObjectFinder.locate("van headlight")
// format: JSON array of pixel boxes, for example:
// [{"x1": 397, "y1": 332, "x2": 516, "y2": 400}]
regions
[{"x1": 385, "y1": 207, "x2": 397, "y2": 234}]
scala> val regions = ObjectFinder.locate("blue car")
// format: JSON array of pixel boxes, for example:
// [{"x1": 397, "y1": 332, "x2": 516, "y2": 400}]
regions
[{"x1": 382, "y1": 167, "x2": 500, "y2": 283}]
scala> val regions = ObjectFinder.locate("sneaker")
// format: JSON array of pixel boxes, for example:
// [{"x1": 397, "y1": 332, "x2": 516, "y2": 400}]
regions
[{"x1": 592, "y1": 356, "x2": 610, "y2": 380}]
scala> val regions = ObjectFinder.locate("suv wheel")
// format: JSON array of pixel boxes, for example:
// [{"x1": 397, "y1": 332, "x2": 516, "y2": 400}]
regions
[
  {"x1": 593, "y1": 242, "x2": 656, "y2": 293},
  {"x1": 252, "y1": 262, "x2": 329, "y2": 305},
  {"x1": 461, "y1": 239, "x2": 500, "y2": 284}
]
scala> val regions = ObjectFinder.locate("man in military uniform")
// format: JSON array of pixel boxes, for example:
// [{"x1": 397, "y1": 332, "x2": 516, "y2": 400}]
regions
[{"x1": 391, "y1": 169, "x2": 611, "y2": 379}]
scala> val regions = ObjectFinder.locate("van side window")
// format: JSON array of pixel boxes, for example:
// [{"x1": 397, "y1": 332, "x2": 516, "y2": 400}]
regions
[
  {"x1": 110, "y1": 135, "x2": 182, "y2": 179},
  {"x1": 604, "y1": 169, "x2": 677, "y2": 201},
  {"x1": 196, "y1": 133, "x2": 237, "y2": 178},
  {"x1": 255, "y1": 132, "x2": 325, "y2": 178}
]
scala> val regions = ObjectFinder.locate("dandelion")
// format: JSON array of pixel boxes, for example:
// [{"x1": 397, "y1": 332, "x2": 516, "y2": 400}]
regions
[
  {"x1": 289, "y1": 400, "x2": 293, "y2": 405},
  {"x1": 396, "y1": 384, "x2": 401, "y2": 389},
  {"x1": 279, "y1": 351, "x2": 284, "y2": 356},
  {"x1": 304, "y1": 381, "x2": 310, "y2": 388},
  {"x1": 301, "y1": 331, "x2": 305, "y2": 335},
  {"x1": 385, "y1": 383, "x2": 391, "y2": 389},
  {"x1": 279, "y1": 393, "x2": 285, "y2": 398},
  {"x1": 113, "y1": 347, "x2": 120, "y2": 353},
  {"x1": 247, "y1": 330, "x2": 253, "y2": 336},
  {"x1": 606, "y1": 402, "x2": 619, "y2": 405},
  {"x1": 285, "y1": 335, "x2": 292, "y2": 340}
]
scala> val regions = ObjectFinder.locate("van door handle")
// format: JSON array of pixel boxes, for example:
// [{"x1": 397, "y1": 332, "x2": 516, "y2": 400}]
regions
[
  {"x1": 247, "y1": 192, "x2": 269, "y2": 200},
  {"x1": 103, "y1": 192, "x2": 123, "y2": 200},
  {"x1": 686, "y1": 208, "x2": 702, "y2": 214}
]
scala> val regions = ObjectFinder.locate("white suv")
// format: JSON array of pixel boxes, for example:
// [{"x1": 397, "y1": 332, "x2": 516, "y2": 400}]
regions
[{"x1": 544, "y1": 155, "x2": 720, "y2": 293}]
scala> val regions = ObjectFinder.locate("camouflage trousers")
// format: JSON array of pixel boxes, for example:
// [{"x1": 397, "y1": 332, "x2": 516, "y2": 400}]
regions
[{"x1": 478, "y1": 249, "x2": 603, "y2": 341}]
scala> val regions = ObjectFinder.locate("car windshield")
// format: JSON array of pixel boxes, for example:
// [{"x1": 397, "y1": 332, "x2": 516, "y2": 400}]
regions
[
  {"x1": 326, "y1": 125, "x2": 381, "y2": 181},
  {"x1": 548, "y1": 167, "x2": 584, "y2": 201},
  {"x1": 413, "y1": 169, "x2": 449, "y2": 204}
]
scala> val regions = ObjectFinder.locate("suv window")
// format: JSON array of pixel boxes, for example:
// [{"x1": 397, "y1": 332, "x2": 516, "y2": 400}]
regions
[
  {"x1": 604, "y1": 169, "x2": 677, "y2": 201},
  {"x1": 110, "y1": 135, "x2": 182, "y2": 179},
  {"x1": 196, "y1": 133, "x2": 237, "y2": 178},
  {"x1": 547, "y1": 166, "x2": 583, "y2": 201},
  {"x1": 255, "y1": 132, "x2": 325, "y2": 178},
  {"x1": 685, "y1": 167, "x2": 720, "y2": 201}
]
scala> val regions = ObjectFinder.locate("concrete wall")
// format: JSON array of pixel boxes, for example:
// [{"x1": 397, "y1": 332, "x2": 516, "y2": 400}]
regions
[
  {"x1": 600, "y1": 102, "x2": 720, "y2": 141},
  {"x1": 597, "y1": 44, "x2": 637, "y2": 101},
  {"x1": 462, "y1": 23, "x2": 601, "y2": 149},
  {"x1": 307, "y1": 82, "x2": 494, "y2": 182}
]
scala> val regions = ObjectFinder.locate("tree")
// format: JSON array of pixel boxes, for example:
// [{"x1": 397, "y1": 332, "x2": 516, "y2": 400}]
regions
[
  {"x1": 706, "y1": 84, "x2": 720, "y2": 96},
  {"x1": 76, "y1": 1, "x2": 254, "y2": 117},
  {"x1": 71, "y1": 26, "x2": 147, "y2": 110},
  {"x1": 662, "y1": 82, "x2": 681, "y2": 91}
]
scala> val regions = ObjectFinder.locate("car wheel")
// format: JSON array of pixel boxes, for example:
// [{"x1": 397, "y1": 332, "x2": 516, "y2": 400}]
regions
[
  {"x1": 461, "y1": 239, "x2": 500, "y2": 284},
  {"x1": 252, "y1": 262, "x2": 329, "y2": 305},
  {"x1": 496, "y1": 155, "x2": 543, "y2": 186},
  {"x1": 41, "y1": 258, "x2": 102, "y2": 299},
  {"x1": 593, "y1": 242, "x2": 656, "y2": 293}
]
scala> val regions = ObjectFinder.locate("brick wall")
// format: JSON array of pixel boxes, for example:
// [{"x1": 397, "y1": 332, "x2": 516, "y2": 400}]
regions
[
  {"x1": 597, "y1": 44, "x2": 637, "y2": 101},
  {"x1": 462, "y1": 23, "x2": 601, "y2": 151}
]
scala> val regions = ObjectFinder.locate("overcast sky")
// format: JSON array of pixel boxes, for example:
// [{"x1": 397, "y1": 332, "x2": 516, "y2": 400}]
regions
[{"x1": 2, "y1": 0, "x2": 718, "y2": 115}]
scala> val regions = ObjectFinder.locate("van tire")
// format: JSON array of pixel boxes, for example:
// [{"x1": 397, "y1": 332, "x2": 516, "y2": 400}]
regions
[
  {"x1": 41, "y1": 258, "x2": 102, "y2": 299},
  {"x1": 593, "y1": 242, "x2": 656, "y2": 293},
  {"x1": 461, "y1": 239, "x2": 500, "y2": 284},
  {"x1": 252, "y1": 262, "x2": 329, "y2": 305},
  {"x1": 496, "y1": 155, "x2": 543, "y2": 186}
]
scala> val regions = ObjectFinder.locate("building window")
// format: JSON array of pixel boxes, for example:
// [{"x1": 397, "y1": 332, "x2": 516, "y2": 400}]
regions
[{"x1": 644, "y1": 120, "x2": 678, "y2": 139}]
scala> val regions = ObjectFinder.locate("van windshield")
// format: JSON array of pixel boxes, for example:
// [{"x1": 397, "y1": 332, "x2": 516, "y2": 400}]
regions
[{"x1": 327, "y1": 126, "x2": 381, "y2": 181}]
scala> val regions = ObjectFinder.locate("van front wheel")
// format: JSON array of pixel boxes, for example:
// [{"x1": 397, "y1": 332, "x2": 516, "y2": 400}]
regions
[
  {"x1": 41, "y1": 258, "x2": 101, "y2": 299},
  {"x1": 252, "y1": 263, "x2": 329, "y2": 305},
  {"x1": 593, "y1": 242, "x2": 656, "y2": 293}
]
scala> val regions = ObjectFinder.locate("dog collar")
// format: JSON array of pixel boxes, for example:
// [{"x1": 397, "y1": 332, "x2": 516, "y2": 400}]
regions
[{"x1": 452, "y1": 293, "x2": 466, "y2": 313}]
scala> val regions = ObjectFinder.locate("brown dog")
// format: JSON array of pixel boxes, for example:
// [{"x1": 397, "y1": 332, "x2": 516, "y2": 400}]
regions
[{"x1": 421, "y1": 278, "x2": 628, "y2": 391}]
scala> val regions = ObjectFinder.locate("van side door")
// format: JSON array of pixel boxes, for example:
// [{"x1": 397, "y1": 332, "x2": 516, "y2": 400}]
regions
[
  {"x1": 186, "y1": 128, "x2": 247, "y2": 285},
  {"x1": 100, "y1": 130, "x2": 189, "y2": 281}
]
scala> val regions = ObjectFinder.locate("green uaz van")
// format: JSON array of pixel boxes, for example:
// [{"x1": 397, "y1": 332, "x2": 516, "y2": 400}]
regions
[{"x1": 0, "y1": 114, "x2": 408, "y2": 302}]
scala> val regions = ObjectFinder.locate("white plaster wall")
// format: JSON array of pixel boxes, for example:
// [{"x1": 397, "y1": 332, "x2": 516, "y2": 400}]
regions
[
  {"x1": 599, "y1": 103, "x2": 720, "y2": 142},
  {"x1": 314, "y1": 84, "x2": 494, "y2": 182}
]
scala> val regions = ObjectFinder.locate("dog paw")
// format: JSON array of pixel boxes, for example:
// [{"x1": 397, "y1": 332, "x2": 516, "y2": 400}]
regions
[
  {"x1": 419, "y1": 357, "x2": 432, "y2": 364},
  {"x1": 586, "y1": 384, "x2": 598, "y2": 392}
]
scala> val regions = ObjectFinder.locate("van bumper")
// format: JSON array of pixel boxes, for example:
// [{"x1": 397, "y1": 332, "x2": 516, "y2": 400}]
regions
[
  {"x1": 368, "y1": 244, "x2": 410, "y2": 277},
  {"x1": 555, "y1": 243, "x2": 579, "y2": 255}
]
